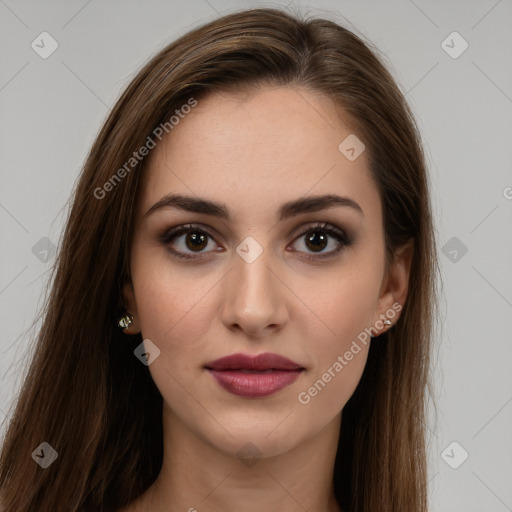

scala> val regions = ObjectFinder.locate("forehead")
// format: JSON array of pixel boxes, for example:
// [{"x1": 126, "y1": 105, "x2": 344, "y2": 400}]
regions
[{"x1": 138, "y1": 86, "x2": 381, "y2": 226}]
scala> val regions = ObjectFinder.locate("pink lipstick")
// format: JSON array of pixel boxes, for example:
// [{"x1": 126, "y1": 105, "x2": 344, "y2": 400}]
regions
[{"x1": 205, "y1": 352, "x2": 304, "y2": 398}]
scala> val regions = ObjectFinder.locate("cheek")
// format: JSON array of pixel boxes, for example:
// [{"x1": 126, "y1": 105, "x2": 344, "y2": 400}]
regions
[
  {"x1": 131, "y1": 265, "x2": 215, "y2": 414},
  {"x1": 295, "y1": 275, "x2": 375, "y2": 409},
  {"x1": 130, "y1": 258, "x2": 226, "y2": 414},
  {"x1": 297, "y1": 344, "x2": 370, "y2": 422},
  {"x1": 292, "y1": 260, "x2": 381, "y2": 344},
  {"x1": 131, "y1": 245, "x2": 217, "y2": 344},
  {"x1": 296, "y1": 302, "x2": 372, "y2": 413},
  {"x1": 290, "y1": 264, "x2": 379, "y2": 411}
]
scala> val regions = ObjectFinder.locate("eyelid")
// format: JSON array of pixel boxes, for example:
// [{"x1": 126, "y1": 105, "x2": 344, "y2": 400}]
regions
[{"x1": 292, "y1": 222, "x2": 348, "y2": 242}]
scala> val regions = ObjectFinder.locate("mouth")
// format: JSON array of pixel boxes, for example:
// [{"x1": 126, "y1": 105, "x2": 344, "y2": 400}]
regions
[{"x1": 204, "y1": 352, "x2": 305, "y2": 398}]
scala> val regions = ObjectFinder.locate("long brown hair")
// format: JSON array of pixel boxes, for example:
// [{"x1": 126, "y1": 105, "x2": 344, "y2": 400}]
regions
[{"x1": 0, "y1": 7, "x2": 440, "y2": 511}]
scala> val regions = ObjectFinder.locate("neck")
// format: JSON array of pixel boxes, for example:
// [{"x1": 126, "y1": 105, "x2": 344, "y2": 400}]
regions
[{"x1": 145, "y1": 404, "x2": 343, "y2": 512}]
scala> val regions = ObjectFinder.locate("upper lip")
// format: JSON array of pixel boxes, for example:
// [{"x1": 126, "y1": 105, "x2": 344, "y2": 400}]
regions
[{"x1": 205, "y1": 352, "x2": 304, "y2": 371}]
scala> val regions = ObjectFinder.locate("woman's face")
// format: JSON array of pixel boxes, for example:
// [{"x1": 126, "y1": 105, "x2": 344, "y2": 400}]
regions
[{"x1": 124, "y1": 85, "x2": 406, "y2": 458}]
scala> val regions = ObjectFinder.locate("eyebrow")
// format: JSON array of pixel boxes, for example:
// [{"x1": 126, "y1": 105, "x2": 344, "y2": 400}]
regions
[{"x1": 144, "y1": 193, "x2": 364, "y2": 220}]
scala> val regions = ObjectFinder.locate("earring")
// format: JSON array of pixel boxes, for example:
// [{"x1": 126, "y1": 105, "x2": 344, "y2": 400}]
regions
[
  {"x1": 118, "y1": 313, "x2": 133, "y2": 330},
  {"x1": 371, "y1": 317, "x2": 393, "y2": 338}
]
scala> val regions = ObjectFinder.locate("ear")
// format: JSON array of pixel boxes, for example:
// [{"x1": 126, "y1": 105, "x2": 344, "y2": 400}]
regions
[
  {"x1": 120, "y1": 279, "x2": 141, "y2": 335},
  {"x1": 372, "y1": 239, "x2": 414, "y2": 336}
]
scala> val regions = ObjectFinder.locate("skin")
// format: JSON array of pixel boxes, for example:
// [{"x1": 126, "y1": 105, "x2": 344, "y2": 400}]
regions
[{"x1": 119, "y1": 85, "x2": 413, "y2": 512}]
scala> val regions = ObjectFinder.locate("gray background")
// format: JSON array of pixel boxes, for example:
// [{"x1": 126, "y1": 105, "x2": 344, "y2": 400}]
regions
[{"x1": 1, "y1": 1, "x2": 511, "y2": 511}]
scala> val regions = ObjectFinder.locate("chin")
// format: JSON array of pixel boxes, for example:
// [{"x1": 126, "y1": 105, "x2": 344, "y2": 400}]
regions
[{"x1": 196, "y1": 410, "x2": 311, "y2": 460}]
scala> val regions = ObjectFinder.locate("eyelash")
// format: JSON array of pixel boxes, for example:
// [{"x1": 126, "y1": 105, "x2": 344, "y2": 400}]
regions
[{"x1": 159, "y1": 222, "x2": 353, "y2": 261}]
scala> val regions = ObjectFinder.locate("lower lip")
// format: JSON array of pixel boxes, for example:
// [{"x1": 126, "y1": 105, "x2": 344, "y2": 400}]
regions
[{"x1": 207, "y1": 369, "x2": 303, "y2": 398}]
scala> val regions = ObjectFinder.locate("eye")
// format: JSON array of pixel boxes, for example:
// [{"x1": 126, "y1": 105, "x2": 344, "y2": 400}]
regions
[
  {"x1": 160, "y1": 222, "x2": 353, "y2": 261},
  {"x1": 160, "y1": 224, "x2": 221, "y2": 260},
  {"x1": 290, "y1": 222, "x2": 353, "y2": 260}
]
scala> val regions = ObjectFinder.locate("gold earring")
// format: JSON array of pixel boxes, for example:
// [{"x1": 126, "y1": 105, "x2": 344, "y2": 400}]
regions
[{"x1": 118, "y1": 313, "x2": 133, "y2": 330}]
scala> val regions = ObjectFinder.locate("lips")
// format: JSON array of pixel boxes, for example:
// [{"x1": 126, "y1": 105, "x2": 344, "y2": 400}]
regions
[
  {"x1": 205, "y1": 352, "x2": 303, "y2": 371},
  {"x1": 205, "y1": 352, "x2": 305, "y2": 398}
]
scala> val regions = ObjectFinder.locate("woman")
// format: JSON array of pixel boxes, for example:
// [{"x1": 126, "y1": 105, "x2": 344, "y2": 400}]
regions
[{"x1": 0, "y1": 7, "x2": 439, "y2": 512}]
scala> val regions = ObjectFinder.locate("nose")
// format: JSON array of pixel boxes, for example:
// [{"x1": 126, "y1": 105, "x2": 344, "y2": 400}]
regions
[{"x1": 220, "y1": 247, "x2": 289, "y2": 339}]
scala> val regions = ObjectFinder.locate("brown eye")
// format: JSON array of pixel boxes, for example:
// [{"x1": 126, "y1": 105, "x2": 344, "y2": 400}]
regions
[
  {"x1": 184, "y1": 231, "x2": 208, "y2": 251},
  {"x1": 160, "y1": 224, "x2": 220, "y2": 259},
  {"x1": 291, "y1": 222, "x2": 353, "y2": 260},
  {"x1": 304, "y1": 231, "x2": 329, "y2": 252},
  {"x1": 160, "y1": 222, "x2": 353, "y2": 261}
]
